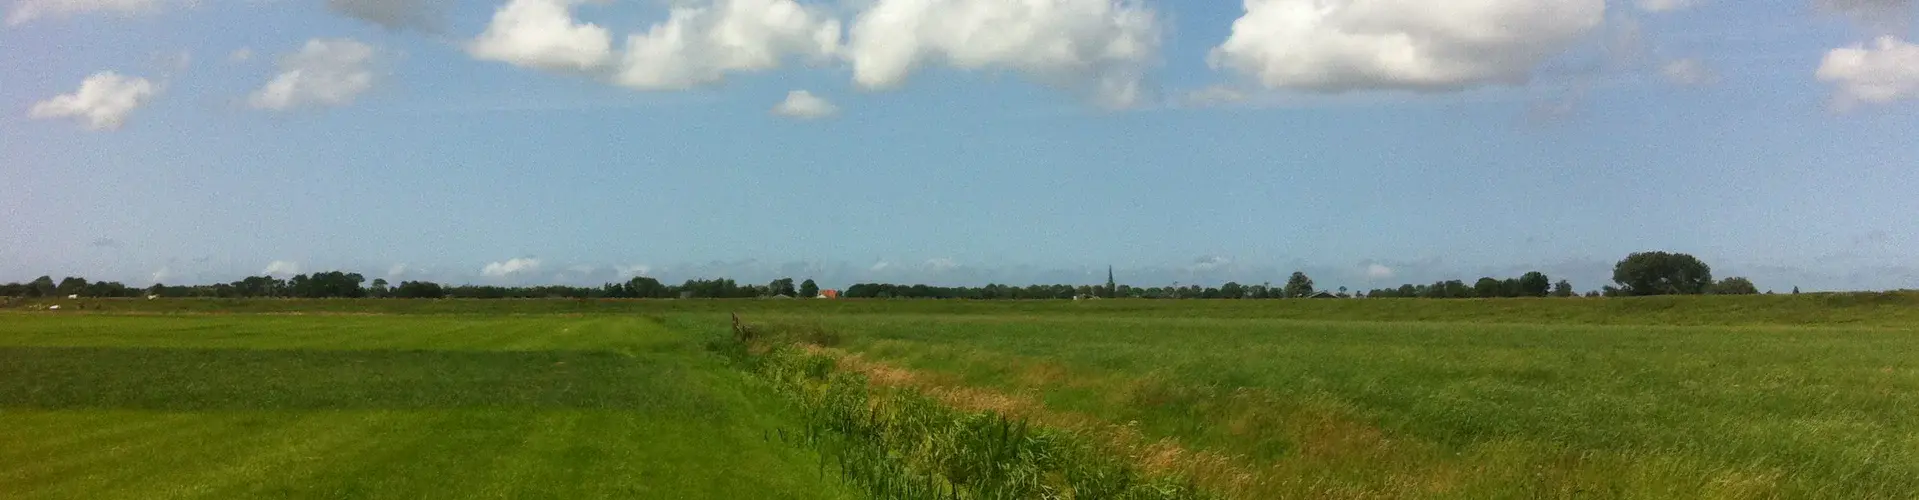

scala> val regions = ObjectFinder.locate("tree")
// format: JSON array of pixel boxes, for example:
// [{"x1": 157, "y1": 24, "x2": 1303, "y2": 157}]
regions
[
  {"x1": 769, "y1": 278, "x2": 797, "y2": 297},
  {"x1": 1220, "y1": 282, "x2": 1245, "y2": 299},
  {"x1": 800, "y1": 279, "x2": 819, "y2": 298},
  {"x1": 28, "y1": 276, "x2": 56, "y2": 297},
  {"x1": 1105, "y1": 266, "x2": 1117, "y2": 299},
  {"x1": 1791, "y1": 286, "x2": 1800, "y2": 295},
  {"x1": 1551, "y1": 280, "x2": 1574, "y2": 297},
  {"x1": 1474, "y1": 277, "x2": 1504, "y2": 298},
  {"x1": 55, "y1": 277, "x2": 88, "y2": 296},
  {"x1": 1283, "y1": 272, "x2": 1315, "y2": 298},
  {"x1": 1612, "y1": 251, "x2": 1712, "y2": 296},
  {"x1": 370, "y1": 278, "x2": 390, "y2": 298},
  {"x1": 1517, "y1": 272, "x2": 1551, "y2": 297},
  {"x1": 1710, "y1": 276, "x2": 1759, "y2": 295}
]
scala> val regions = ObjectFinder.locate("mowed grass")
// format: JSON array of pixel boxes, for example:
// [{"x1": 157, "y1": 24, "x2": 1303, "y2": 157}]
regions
[
  {"x1": 0, "y1": 314, "x2": 855, "y2": 500},
  {"x1": 759, "y1": 307, "x2": 1919, "y2": 498}
]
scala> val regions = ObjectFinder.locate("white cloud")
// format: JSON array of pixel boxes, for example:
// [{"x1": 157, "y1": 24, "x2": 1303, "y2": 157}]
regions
[
  {"x1": 615, "y1": 264, "x2": 651, "y2": 277},
  {"x1": 1661, "y1": 58, "x2": 1718, "y2": 86},
  {"x1": 263, "y1": 260, "x2": 302, "y2": 276},
  {"x1": 481, "y1": 257, "x2": 541, "y2": 277},
  {"x1": 567, "y1": 264, "x2": 597, "y2": 274},
  {"x1": 249, "y1": 39, "x2": 378, "y2": 111},
  {"x1": 1636, "y1": 0, "x2": 1697, "y2": 12},
  {"x1": 327, "y1": 0, "x2": 443, "y2": 31},
  {"x1": 613, "y1": 0, "x2": 840, "y2": 90},
  {"x1": 469, "y1": 0, "x2": 612, "y2": 72},
  {"x1": 771, "y1": 90, "x2": 838, "y2": 119},
  {"x1": 869, "y1": 261, "x2": 892, "y2": 272},
  {"x1": 924, "y1": 258, "x2": 959, "y2": 271},
  {"x1": 7, "y1": 0, "x2": 161, "y2": 25},
  {"x1": 1209, "y1": 0, "x2": 1605, "y2": 92},
  {"x1": 1366, "y1": 263, "x2": 1395, "y2": 279},
  {"x1": 1816, "y1": 36, "x2": 1919, "y2": 110},
  {"x1": 229, "y1": 48, "x2": 254, "y2": 63},
  {"x1": 387, "y1": 263, "x2": 408, "y2": 277},
  {"x1": 150, "y1": 266, "x2": 174, "y2": 283},
  {"x1": 1189, "y1": 256, "x2": 1230, "y2": 272},
  {"x1": 846, "y1": 0, "x2": 1160, "y2": 109},
  {"x1": 30, "y1": 71, "x2": 156, "y2": 131}
]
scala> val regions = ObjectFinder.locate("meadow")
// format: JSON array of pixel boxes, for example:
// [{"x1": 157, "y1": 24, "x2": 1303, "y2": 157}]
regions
[
  {"x1": 3, "y1": 294, "x2": 1916, "y2": 499},
  {"x1": 0, "y1": 313, "x2": 856, "y2": 500}
]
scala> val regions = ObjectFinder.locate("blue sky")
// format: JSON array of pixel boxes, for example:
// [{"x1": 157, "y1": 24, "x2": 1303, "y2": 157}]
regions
[{"x1": 3, "y1": 0, "x2": 1916, "y2": 293}]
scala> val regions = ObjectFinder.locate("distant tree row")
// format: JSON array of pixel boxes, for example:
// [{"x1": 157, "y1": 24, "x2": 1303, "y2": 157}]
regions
[
  {"x1": 0, "y1": 252, "x2": 1776, "y2": 300},
  {"x1": 1365, "y1": 271, "x2": 1566, "y2": 299}
]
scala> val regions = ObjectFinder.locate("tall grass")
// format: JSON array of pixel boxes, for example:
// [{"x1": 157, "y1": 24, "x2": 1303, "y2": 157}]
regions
[{"x1": 722, "y1": 318, "x2": 1210, "y2": 499}]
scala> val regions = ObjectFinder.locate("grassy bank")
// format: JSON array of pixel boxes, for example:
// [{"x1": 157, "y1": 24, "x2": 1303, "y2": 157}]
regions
[{"x1": 767, "y1": 312, "x2": 1919, "y2": 498}]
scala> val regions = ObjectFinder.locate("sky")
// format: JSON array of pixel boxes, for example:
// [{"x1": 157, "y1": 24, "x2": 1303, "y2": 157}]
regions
[{"x1": 3, "y1": 0, "x2": 1917, "y2": 293}]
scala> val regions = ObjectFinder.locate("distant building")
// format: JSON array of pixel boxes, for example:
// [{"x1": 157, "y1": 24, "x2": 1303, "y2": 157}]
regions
[
  {"x1": 817, "y1": 289, "x2": 840, "y2": 299},
  {"x1": 1302, "y1": 291, "x2": 1338, "y2": 299}
]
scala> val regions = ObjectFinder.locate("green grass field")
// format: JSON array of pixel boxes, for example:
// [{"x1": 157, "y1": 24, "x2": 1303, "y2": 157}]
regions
[
  {"x1": 4, "y1": 295, "x2": 1916, "y2": 499},
  {"x1": 0, "y1": 313, "x2": 856, "y2": 500}
]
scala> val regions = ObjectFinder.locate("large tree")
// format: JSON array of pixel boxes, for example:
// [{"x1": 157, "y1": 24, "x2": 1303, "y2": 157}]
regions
[
  {"x1": 1710, "y1": 276, "x2": 1759, "y2": 295},
  {"x1": 1612, "y1": 251, "x2": 1713, "y2": 296},
  {"x1": 1517, "y1": 271, "x2": 1551, "y2": 297},
  {"x1": 769, "y1": 278, "x2": 797, "y2": 297},
  {"x1": 800, "y1": 279, "x2": 819, "y2": 298},
  {"x1": 28, "y1": 276, "x2": 56, "y2": 297},
  {"x1": 1473, "y1": 277, "x2": 1505, "y2": 298},
  {"x1": 1551, "y1": 280, "x2": 1574, "y2": 297},
  {"x1": 1283, "y1": 272, "x2": 1315, "y2": 298},
  {"x1": 55, "y1": 277, "x2": 88, "y2": 296}
]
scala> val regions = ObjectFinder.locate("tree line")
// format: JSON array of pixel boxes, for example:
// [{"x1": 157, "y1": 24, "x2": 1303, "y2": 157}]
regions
[{"x1": 0, "y1": 252, "x2": 1773, "y2": 300}]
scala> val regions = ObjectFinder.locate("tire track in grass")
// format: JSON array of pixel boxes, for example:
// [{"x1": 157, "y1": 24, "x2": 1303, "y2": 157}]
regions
[
  {"x1": 139, "y1": 411, "x2": 403, "y2": 500},
  {"x1": 0, "y1": 411, "x2": 192, "y2": 467},
  {"x1": 11, "y1": 412, "x2": 308, "y2": 499},
  {"x1": 237, "y1": 410, "x2": 534, "y2": 499}
]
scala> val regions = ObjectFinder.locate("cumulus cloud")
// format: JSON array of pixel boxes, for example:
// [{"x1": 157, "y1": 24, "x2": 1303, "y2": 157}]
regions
[
  {"x1": 1816, "y1": 36, "x2": 1919, "y2": 110},
  {"x1": 869, "y1": 261, "x2": 892, "y2": 272},
  {"x1": 29, "y1": 71, "x2": 156, "y2": 131},
  {"x1": 1636, "y1": 0, "x2": 1697, "y2": 12},
  {"x1": 1816, "y1": 0, "x2": 1914, "y2": 33},
  {"x1": 386, "y1": 263, "x2": 409, "y2": 278},
  {"x1": 1208, "y1": 0, "x2": 1605, "y2": 92},
  {"x1": 771, "y1": 90, "x2": 838, "y2": 119},
  {"x1": 249, "y1": 39, "x2": 378, "y2": 111},
  {"x1": 327, "y1": 0, "x2": 444, "y2": 31},
  {"x1": 925, "y1": 258, "x2": 959, "y2": 271},
  {"x1": 846, "y1": 0, "x2": 1160, "y2": 108},
  {"x1": 229, "y1": 48, "x2": 254, "y2": 63},
  {"x1": 7, "y1": 0, "x2": 162, "y2": 25},
  {"x1": 481, "y1": 258, "x2": 541, "y2": 277},
  {"x1": 1366, "y1": 263, "x2": 1395, "y2": 279},
  {"x1": 1661, "y1": 58, "x2": 1719, "y2": 86},
  {"x1": 613, "y1": 0, "x2": 840, "y2": 90},
  {"x1": 263, "y1": 260, "x2": 302, "y2": 276},
  {"x1": 469, "y1": 0, "x2": 612, "y2": 72},
  {"x1": 615, "y1": 264, "x2": 651, "y2": 277}
]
